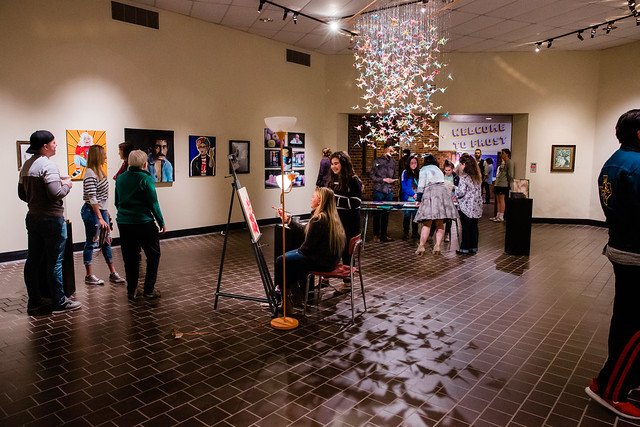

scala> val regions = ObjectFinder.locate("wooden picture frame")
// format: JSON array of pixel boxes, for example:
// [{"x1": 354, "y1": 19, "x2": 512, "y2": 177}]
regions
[
  {"x1": 550, "y1": 145, "x2": 575, "y2": 172},
  {"x1": 229, "y1": 140, "x2": 250, "y2": 174},
  {"x1": 17, "y1": 140, "x2": 31, "y2": 170}
]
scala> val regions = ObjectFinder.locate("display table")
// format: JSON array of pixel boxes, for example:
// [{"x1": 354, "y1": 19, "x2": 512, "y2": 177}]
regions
[{"x1": 360, "y1": 201, "x2": 418, "y2": 245}]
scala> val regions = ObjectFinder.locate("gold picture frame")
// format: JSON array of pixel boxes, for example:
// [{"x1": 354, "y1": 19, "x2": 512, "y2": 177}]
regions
[{"x1": 550, "y1": 145, "x2": 575, "y2": 173}]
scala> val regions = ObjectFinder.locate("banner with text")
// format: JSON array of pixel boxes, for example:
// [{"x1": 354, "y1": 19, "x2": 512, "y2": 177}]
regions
[{"x1": 438, "y1": 121, "x2": 512, "y2": 154}]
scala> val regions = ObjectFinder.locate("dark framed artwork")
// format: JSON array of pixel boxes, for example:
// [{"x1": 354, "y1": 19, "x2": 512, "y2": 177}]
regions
[
  {"x1": 293, "y1": 150, "x2": 305, "y2": 168},
  {"x1": 124, "y1": 128, "x2": 175, "y2": 182},
  {"x1": 229, "y1": 140, "x2": 250, "y2": 174},
  {"x1": 287, "y1": 132, "x2": 305, "y2": 148},
  {"x1": 550, "y1": 145, "x2": 576, "y2": 173},
  {"x1": 189, "y1": 135, "x2": 216, "y2": 177},
  {"x1": 265, "y1": 169, "x2": 280, "y2": 188},
  {"x1": 16, "y1": 140, "x2": 31, "y2": 171},
  {"x1": 265, "y1": 149, "x2": 280, "y2": 168},
  {"x1": 264, "y1": 128, "x2": 283, "y2": 148}
]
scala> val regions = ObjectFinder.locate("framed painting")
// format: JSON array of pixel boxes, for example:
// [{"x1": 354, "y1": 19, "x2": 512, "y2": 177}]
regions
[
  {"x1": 66, "y1": 130, "x2": 107, "y2": 180},
  {"x1": 287, "y1": 132, "x2": 305, "y2": 148},
  {"x1": 550, "y1": 145, "x2": 575, "y2": 172},
  {"x1": 189, "y1": 135, "x2": 216, "y2": 177},
  {"x1": 16, "y1": 140, "x2": 31, "y2": 171},
  {"x1": 125, "y1": 128, "x2": 175, "y2": 182},
  {"x1": 229, "y1": 140, "x2": 250, "y2": 174},
  {"x1": 293, "y1": 150, "x2": 305, "y2": 168}
]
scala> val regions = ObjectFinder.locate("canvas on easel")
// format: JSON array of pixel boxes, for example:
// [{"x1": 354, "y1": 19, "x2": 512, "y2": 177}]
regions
[{"x1": 237, "y1": 187, "x2": 261, "y2": 243}]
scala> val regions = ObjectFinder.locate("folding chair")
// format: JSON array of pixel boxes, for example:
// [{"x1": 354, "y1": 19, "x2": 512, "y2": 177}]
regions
[{"x1": 304, "y1": 235, "x2": 366, "y2": 321}]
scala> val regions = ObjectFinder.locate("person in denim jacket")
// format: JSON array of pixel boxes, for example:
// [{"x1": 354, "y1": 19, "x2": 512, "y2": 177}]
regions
[{"x1": 370, "y1": 144, "x2": 397, "y2": 242}]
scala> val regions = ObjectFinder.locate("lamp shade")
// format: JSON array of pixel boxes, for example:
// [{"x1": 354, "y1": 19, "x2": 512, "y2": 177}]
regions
[
  {"x1": 264, "y1": 116, "x2": 297, "y2": 132},
  {"x1": 275, "y1": 174, "x2": 293, "y2": 192}
]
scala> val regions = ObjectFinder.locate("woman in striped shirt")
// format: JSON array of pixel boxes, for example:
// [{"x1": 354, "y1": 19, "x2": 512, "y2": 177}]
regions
[{"x1": 81, "y1": 145, "x2": 125, "y2": 285}]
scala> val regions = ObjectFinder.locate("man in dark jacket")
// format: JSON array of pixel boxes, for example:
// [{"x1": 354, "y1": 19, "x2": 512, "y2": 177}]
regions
[
  {"x1": 370, "y1": 144, "x2": 397, "y2": 242},
  {"x1": 586, "y1": 109, "x2": 640, "y2": 420}
]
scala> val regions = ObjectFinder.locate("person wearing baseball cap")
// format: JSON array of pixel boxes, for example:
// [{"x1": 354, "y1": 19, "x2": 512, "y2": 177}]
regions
[{"x1": 18, "y1": 130, "x2": 81, "y2": 315}]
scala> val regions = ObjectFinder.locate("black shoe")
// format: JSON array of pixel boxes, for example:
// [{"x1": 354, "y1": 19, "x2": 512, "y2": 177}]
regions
[
  {"x1": 380, "y1": 236, "x2": 394, "y2": 243},
  {"x1": 127, "y1": 292, "x2": 140, "y2": 302},
  {"x1": 143, "y1": 289, "x2": 161, "y2": 299},
  {"x1": 456, "y1": 250, "x2": 470, "y2": 255},
  {"x1": 27, "y1": 300, "x2": 53, "y2": 316},
  {"x1": 402, "y1": 234, "x2": 409, "y2": 240}
]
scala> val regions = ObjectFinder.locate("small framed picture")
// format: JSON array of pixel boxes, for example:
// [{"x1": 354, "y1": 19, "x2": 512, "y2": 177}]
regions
[
  {"x1": 287, "y1": 132, "x2": 305, "y2": 148},
  {"x1": 17, "y1": 141, "x2": 31, "y2": 170},
  {"x1": 550, "y1": 145, "x2": 576, "y2": 173},
  {"x1": 265, "y1": 149, "x2": 280, "y2": 168},
  {"x1": 293, "y1": 150, "x2": 305, "y2": 168},
  {"x1": 229, "y1": 140, "x2": 250, "y2": 174}
]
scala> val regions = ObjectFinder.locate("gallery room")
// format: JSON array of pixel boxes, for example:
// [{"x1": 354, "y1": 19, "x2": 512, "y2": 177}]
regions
[{"x1": 2, "y1": 0, "x2": 640, "y2": 426}]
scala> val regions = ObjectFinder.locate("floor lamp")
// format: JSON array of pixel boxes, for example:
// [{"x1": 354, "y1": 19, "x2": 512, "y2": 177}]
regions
[{"x1": 264, "y1": 116, "x2": 298, "y2": 330}]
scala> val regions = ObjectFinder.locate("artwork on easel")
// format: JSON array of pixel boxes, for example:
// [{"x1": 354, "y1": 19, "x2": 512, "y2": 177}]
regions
[{"x1": 237, "y1": 187, "x2": 261, "y2": 243}]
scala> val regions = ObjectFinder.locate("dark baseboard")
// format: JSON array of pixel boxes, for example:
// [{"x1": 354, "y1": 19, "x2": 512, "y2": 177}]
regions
[
  {"x1": 0, "y1": 215, "x2": 312, "y2": 263},
  {"x1": 532, "y1": 217, "x2": 606, "y2": 227},
  {"x1": 0, "y1": 214, "x2": 601, "y2": 263}
]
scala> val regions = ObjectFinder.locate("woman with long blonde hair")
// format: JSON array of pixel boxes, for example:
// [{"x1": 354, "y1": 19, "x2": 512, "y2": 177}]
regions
[
  {"x1": 276, "y1": 187, "x2": 346, "y2": 311},
  {"x1": 81, "y1": 145, "x2": 125, "y2": 285}
]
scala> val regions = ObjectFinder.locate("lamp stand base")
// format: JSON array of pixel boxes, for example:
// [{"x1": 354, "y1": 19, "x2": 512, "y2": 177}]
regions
[{"x1": 270, "y1": 315, "x2": 299, "y2": 330}]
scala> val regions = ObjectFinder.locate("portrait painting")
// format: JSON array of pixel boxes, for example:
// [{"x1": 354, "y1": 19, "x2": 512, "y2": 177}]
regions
[
  {"x1": 287, "y1": 132, "x2": 305, "y2": 148},
  {"x1": 124, "y1": 128, "x2": 175, "y2": 182},
  {"x1": 189, "y1": 135, "x2": 216, "y2": 177},
  {"x1": 66, "y1": 130, "x2": 107, "y2": 180},
  {"x1": 229, "y1": 140, "x2": 250, "y2": 174},
  {"x1": 550, "y1": 145, "x2": 576, "y2": 173}
]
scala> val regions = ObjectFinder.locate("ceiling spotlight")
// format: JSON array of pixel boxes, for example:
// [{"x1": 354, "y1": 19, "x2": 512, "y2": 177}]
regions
[
  {"x1": 577, "y1": 31, "x2": 584, "y2": 41},
  {"x1": 258, "y1": 0, "x2": 265, "y2": 13},
  {"x1": 329, "y1": 20, "x2": 340, "y2": 32},
  {"x1": 629, "y1": 0, "x2": 637, "y2": 12},
  {"x1": 283, "y1": 9, "x2": 288, "y2": 20},
  {"x1": 637, "y1": 16, "x2": 640, "y2": 25},
  {"x1": 605, "y1": 22, "x2": 613, "y2": 34},
  {"x1": 350, "y1": 34, "x2": 355, "y2": 43},
  {"x1": 591, "y1": 26, "x2": 597, "y2": 38},
  {"x1": 293, "y1": 12, "x2": 298, "y2": 24},
  {"x1": 547, "y1": 39, "x2": 553, "y2": 48},
  {"x1": 534, "y1": 42, "x2": 541, "y2": 52}
]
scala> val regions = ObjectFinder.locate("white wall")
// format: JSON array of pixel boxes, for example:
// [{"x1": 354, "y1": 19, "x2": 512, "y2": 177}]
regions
[
  {"x1": 325, "y1": 46, "x2": 640, "y2": 220},
  {"x1": 2, "y1": 0, "x2": 639, "y2": 254},
  {"x1": 0, "y1": 0, "x2": 330, "y2": 253}
]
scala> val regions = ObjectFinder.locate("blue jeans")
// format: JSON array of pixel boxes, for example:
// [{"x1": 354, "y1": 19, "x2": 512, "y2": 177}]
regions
[
  {"x1": 24, "y1": 215, "x2": 67, "y2": 307},
  {"x1": 372, "y1": 190, "x2": 393, "y2": 237},
  {"x1": 81, "y1": 204, "x2": 112, "y2": 266}
]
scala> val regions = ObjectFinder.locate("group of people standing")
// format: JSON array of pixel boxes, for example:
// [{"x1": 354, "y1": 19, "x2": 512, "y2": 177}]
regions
[{"x1": 18, "y1": 130, "x2": 166, "y2": 315}]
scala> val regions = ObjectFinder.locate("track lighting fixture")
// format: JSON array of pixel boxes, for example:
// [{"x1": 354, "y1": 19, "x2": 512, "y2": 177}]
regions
[
  {"x1": 282, "y1": 8, "x2": 288, "y2": 20},
  {"x1": 532, "y1": 10, "x2": 637, "y2": 51},
  {"x1": 293, "y1": 12, "x2": 298, "y2": 24},
  {"x1": 258, "y1": 0, "x2": 265, "y2": 13}
]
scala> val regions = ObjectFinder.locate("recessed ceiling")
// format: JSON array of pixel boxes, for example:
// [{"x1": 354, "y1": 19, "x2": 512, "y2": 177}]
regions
[{"x1": 128, "y1": 0, "x2": 640, "y2": 54}]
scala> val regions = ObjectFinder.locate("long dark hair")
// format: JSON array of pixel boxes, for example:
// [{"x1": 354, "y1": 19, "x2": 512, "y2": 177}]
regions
[
  {"x1": 329, "y1": 151, "x2": 360, "y2": 193},
  {"x1": 404, "y1": 154, "x2": 420, "y2": 181},
  {"x1": 459, "y1": 154, "x2": 482, "y2": 185}
]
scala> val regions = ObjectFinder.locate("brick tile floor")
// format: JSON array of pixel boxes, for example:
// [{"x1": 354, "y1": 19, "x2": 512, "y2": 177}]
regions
[{"x1": 1, "y1": 207, "x2": 640, "y2": 426}]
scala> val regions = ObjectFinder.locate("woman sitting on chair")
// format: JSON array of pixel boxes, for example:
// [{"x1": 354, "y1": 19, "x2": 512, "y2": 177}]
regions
[{"x1": 276, "y1": 187, "x2": 346, "y2": 308}]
